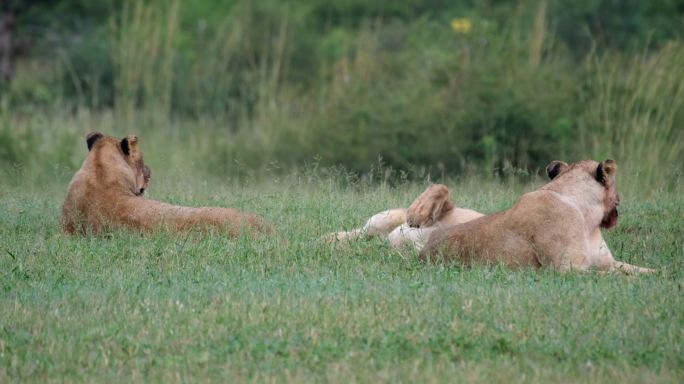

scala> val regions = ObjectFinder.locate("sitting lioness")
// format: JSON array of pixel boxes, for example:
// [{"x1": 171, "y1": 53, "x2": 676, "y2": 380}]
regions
[
  {"x1": 420, "y1": 159, "x2": 654, "y2": 274},
  {"x1": 62, "y1": 132, "x2": 273, "y2": 237},
  {"x1": 325, "y1": 184, "x2": 483, "y2": 251}
]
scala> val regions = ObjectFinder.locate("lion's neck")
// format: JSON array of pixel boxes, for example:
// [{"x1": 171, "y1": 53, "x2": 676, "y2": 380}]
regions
[
  {"x1": 82, "y1": 147, "x2": 137, "y2": 195},
  {"x1": 545, "y1": 179, "x2": 604, "y2": 228}
]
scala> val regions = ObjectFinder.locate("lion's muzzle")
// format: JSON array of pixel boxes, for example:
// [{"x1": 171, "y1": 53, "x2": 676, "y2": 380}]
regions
[{"x1": 601, "y1": 207, "x2": 618, "y2": 229}]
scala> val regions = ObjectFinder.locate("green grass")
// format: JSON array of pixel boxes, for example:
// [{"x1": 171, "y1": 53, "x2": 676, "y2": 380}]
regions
[
  {"x1": 1, "y1": 171, "x2": 683, "y2": 382},
  {"x1": 3, "y1": 1, "x2": 683, "y2": 380}
]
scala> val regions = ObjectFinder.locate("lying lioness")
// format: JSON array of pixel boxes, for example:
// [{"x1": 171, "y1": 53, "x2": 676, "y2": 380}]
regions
[
  {"x1": 420, "y1": 159, "x2": 655, "y2": 274},
  {"x1": 324, "y1": 184, "x2": 483, "y2": 251},
  {"x1": 62, "y1": 132, "x2": 273, "y2": 237}
]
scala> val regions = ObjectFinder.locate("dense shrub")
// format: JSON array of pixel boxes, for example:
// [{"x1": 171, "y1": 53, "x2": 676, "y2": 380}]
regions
[{"x1": 2, "y1": 0, "x2": 683, "y2": 186}]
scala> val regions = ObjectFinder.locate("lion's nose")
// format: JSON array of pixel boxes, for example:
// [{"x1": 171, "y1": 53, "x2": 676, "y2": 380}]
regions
[{"x1": 137, "y1": 188, "x2": 145, "y2": 196}]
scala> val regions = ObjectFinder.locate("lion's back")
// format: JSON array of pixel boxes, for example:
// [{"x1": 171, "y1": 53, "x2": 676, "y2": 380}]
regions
[
  {"x1": 420, "y1": 192, "x2": 577, "y2": 268},
  {"x1": 62, "y1": 170, "x2": 91, "y2": 234},
  {"x1": 420, "y1": 212, "x2": 513, "y2": 264}
]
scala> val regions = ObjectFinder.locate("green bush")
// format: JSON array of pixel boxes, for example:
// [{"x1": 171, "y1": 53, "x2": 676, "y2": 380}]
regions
[{"x1": 3, "y1": 0, "x2": 683, "y2": 191}]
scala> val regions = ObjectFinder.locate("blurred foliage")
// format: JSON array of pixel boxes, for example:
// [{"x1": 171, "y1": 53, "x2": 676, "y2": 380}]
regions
[{"x1": 1, "y1": 0, "x2": 683, "y2": 183}]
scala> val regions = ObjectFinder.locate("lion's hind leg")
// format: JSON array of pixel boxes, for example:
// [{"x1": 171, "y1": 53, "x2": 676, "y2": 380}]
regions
[
  {"x1": 323, "y1": 209, "x2": 407, "y2": 244},
  {"x1": 406, "y1": 184, "x2": 455, "y2": 228}
]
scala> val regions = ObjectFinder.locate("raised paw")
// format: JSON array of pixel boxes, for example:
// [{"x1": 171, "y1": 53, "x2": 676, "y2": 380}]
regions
[{"x1": 406, "y1": 184, "x2": 454, "y2": 228}]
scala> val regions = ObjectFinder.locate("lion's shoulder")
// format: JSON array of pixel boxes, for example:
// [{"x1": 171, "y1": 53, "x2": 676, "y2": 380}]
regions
[
  {"x1": 509, "y1": 190, "x2": 584, "y2": 226},
  {"x1": 517, "y1": 189, "x2": 576, "y2": 208}
]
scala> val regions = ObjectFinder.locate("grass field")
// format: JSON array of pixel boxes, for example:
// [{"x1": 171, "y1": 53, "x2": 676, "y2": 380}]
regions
[
  {"x1": 1, "y1": 163, "x2": 683, "y2": 382},
  {"x1": 2, "y1": 1, "x2": 683, "y2": 381}
]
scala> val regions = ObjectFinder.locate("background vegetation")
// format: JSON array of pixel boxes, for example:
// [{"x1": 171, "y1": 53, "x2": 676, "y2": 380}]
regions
[{"x1": 1, "y1": 0, "x2": 683, "y2": 192}]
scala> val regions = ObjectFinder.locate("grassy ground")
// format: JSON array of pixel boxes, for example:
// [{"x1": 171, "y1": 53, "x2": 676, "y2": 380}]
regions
[{"x1": 1, "y1": 168, "x2": 683, "y2": 382}]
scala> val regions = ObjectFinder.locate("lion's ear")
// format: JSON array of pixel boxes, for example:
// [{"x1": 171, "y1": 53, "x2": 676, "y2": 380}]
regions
[
  {"x1": 120, "y1": 135, "x2": 138, "y2": 156},
  {"x1": 596, "y1": 159, "x2": 617, "y2": 185},
  {"x1": 86, "y1": 132, "x2": 104, "y2": 151},
  {"x1": 545, "y1": 160, "x2": 568, "y2": 180}
]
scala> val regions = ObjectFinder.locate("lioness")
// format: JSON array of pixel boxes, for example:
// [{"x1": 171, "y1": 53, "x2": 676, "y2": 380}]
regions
[
  {"x1": 62, "y1": 132, "x2": 273, "y2": 237},
  {"x1": 420, "y1": 159, "x2": 655, "y2": 274},
  {"x1": 325, "y1": 184, "x2": 483, "y2": 251}
]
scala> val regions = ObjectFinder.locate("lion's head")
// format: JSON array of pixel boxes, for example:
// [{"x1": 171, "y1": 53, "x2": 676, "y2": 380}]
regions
[
  {"x1": 546, "y1": 159, "x2": 620, "y2": 229},
  {"x1": 85, "y1": 131, "x2": 150, "y2": 196}
]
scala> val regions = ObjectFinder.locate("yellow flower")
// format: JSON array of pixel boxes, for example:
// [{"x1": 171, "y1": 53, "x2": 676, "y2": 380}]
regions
[{"x1": 451, "y1": 18, "x2": 472, "y2": 34}]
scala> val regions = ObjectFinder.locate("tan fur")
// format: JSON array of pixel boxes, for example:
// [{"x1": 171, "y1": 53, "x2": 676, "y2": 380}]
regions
[
  {"x1": 406, "y1": 184, "x2": 455, "y2": 227},
  {"x1": 324, "y1": 184, "x2": 484, "y2": 251},
  {"x1": 420, "y1": 160, "x2": 654, "y2": 274},
  {"x1": 62, "y1": 132, "x2": 273, "y2": 237}
]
